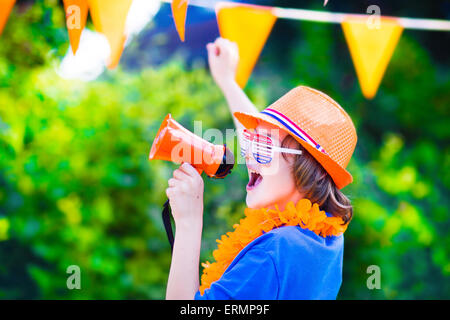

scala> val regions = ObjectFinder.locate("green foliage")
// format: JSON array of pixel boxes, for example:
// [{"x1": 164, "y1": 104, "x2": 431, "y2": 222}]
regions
[
  {"x1": 0, "y1": 1, "x2": 448, "y2": 299},
  {"x1": 0, "y1": 57, "x2": 251, "y2": 298}
]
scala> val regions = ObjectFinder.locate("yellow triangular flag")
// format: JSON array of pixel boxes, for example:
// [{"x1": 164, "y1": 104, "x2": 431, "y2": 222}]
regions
[
  {"x1": 342, "y1": 17, "x2": 403, "y2": 99},
  {"x1": 63, "y1": 0, "x2": 89, "y2": 55},
  {"x1": 216, "y1": 2, "x2": 277, "y2": 88},
  {"x1": 0, "y1": 0, "x2": 16, "y2": 36},
  {"x1": 171, "y1": 0, "x2": 189, "y2": 42},
  {"x1": 88, "y1": 0, "x2": 133, "y2": 69}
]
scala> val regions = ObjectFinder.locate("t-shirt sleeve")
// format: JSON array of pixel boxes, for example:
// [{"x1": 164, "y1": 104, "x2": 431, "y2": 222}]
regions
[{"x1": 194, "y1": 248, "x2": 279, "y2": 300}]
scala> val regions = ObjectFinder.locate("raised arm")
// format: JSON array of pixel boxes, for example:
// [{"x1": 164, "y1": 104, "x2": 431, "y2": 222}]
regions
[{"x1": 207, "y1": 38, "x2": 259, "y2": 132}]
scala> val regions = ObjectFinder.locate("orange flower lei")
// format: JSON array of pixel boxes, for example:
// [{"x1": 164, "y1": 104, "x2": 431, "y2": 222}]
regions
[{"x1": 199, "y1": 198, "x2": 348, "y2": 295}]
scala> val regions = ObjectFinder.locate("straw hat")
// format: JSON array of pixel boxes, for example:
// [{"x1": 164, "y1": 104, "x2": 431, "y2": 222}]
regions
[{"x1": 234, "y1": 86, "x2": 357, "y2": 189}]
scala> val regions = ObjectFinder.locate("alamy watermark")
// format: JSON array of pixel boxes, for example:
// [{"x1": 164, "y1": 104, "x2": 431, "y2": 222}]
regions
[
  {"x1": 66, "y1": 265, "x2": 81, "y2": 290},
  {"x1": 66, "y1": 5, "x2": 83, "y2": 30},
  {"x1": 367, "y1": 5, "x2": 381, "y2": 30},
  {"x1": 159, "y1": 121, "x2": 292, "y2": 176},
  {"x1": 366, "y1": 265, "x2": 381, "y2": 290}
]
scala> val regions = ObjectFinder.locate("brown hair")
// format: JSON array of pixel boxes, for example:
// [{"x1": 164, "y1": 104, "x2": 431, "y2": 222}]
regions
[{"x1": 281, "y1": 135, "x2": 353, "y2": 225}]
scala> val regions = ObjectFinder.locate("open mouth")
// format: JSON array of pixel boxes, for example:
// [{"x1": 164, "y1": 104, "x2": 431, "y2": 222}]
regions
[{"x1": 246, "y1": 170, "x2": 263, "y2": 191}]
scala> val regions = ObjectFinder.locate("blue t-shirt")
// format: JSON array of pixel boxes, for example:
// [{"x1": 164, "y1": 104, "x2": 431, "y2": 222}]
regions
[{"x1": 194, "y1": 225, "x2": 344, "y2": 300}]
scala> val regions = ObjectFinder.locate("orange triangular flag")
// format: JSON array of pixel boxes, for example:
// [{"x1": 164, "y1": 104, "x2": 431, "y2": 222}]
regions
[
  {"x1": 87, "y1": 0, "x2": 133, "y2": 69},
  {"x1": 171, "y1": 0, "x2": 189, "y2": 42},
  {"x1": 216, "y1": 2, "x2": 277, "y2": 88},
  {"x1": 0, "y1": 0, "x2": 16, "y2": 36},
  {"x1": 342, "y1": 17, "x2": 403, "y2": 99},
  {"x1": 63, "y1": 0, "x2": 88, "y2": 55}
]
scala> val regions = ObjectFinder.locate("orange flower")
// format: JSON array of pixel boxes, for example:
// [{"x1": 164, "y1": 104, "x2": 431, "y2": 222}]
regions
[{"x1": 296, "y1": 198, "x2": 312, "y2": 212}]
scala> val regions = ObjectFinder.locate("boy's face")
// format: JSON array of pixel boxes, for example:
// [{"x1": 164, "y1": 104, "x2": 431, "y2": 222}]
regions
[{"x1": 244, "y1": 122, "x2": 303, "y2": 210}]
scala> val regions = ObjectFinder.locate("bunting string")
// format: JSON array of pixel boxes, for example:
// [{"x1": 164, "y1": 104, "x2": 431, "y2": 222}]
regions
[
  {"x1": 0, "y1": 0, "x2": 448, "y2": 99},
  {"x1": 160, "y1": 0, "x2": 449, "y2": 98},
  {"x1": 162, "y1": 0, "x2": 450, "y2": 31}
]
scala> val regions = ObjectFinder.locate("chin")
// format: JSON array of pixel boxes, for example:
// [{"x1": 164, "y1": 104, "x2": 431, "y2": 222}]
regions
[
  {"x1": 246, "y1": 192, "x2": 272, "y2": 209},
  {"x1": 245, "y1": 195, "x2": 258, "y2": 209}
]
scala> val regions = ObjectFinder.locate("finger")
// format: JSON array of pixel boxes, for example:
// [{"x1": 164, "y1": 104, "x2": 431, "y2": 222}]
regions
[
  {"x1": 166, "y1": 183, "x2": 188, "y2": 198},
  {"x1": 222, "y1": 38, "x2": 235, "y2": 48},
  {"x1": 214, "y1": 38, "x2": 231, "y2": 58},
  {"x1": 168, "y1": 178, "x2": 177, "y2": 187},
  {"x1": 208, "y1": 40, "x2": 221, "y2": 56},
  {"x1": 167, "y1": 182, "x2": 188, "y2": 195},
  {"x1": 165, "y1": 187, "x2": 175, "y2": 198},
  {"x1": 219, "y1": 40, "x2": 238, "y2": 61},
  {"x1": 207, "y1": 43, "x2": 218, "y2": 61},
  {"x1": 179, "y1": 162, "x2": 200, "y2": 177},
  {"x1": 173, "y1": 168, "x2": 190, "y2": 180},
  {"x1": 179, "y1": 181, "x2": 190, "y2": 193},
  {"x1": 217, "y1": 37, "x2": 228, "y2": 47},
  {"x1": 179, "y1": 163, "x2": 203, "y2": 182},
  {"x1": 206, "y1": 42, "x2": 214, "y2": 53},
  {"x1": 219, "y1": 37, "x2": 235, "y2": 50},
  {"x1": 231, "y1": 41, "x2": 239, "y2": 56}
]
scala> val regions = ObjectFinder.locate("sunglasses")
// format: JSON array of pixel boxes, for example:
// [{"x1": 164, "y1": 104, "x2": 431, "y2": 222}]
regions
[{"x1": 240, "y1": 129, "x2": 303, "y2": 164}]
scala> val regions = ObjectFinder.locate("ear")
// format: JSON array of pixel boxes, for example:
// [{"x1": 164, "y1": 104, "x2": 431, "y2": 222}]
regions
[{"x1": 281, "y1": 135, "x2": 302, "y2": 164}]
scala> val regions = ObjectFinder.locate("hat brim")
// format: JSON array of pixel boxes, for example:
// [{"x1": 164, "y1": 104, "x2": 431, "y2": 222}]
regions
[{"x1": 234, "y1": 111, "x2": 353, "y2": 189}]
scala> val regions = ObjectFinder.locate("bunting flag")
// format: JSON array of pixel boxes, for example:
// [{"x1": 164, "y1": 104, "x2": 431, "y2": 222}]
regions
[
  {"x1": 216, "y1": 3, "x2": 277, "y2": 88},
  {"x1": 171, "y1": 0, "x2": 189, "y2": 42},
  {"x1": 87, "y1": 0, "x2": 133, "y2": 69},
  {"x1": 63, "y1": 0, "x2": 88, "y2": 55},
  {"x1": 0, "y1": 0, "x2": 16, "y2": 36},
  {"x1": 2, "y1": 0, "x2": 447, "y2": 90},
  {"x1": 342, "y1": 17, "x2": 404, "y2": 99}
]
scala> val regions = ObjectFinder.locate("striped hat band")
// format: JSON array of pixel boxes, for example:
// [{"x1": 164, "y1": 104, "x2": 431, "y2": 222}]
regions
[{"x1": 260, "y1": 108, "x2": 328, "y2": 155}]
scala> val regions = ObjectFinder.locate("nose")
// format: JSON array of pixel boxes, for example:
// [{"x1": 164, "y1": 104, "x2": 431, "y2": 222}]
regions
[
  {"x1": 240, "y1": 140, "x2": 251, "y2": 159},
  {"x1": 240, "y1": 138, "x2": 251, "y2": 160},
  {"x1": 241, "y1": 146, "x2": 252, "y2": 165},
  {"x1": 244, "y1": 148, "x2": 259, "y2": 166},
  {"x1": 240, "y1": 136, "x2": 258, "y2": 165}
]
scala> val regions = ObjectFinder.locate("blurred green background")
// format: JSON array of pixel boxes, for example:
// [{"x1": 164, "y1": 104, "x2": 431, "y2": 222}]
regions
[{"x1": 0, "y1": 0, "x2": 449, "y2": 299}]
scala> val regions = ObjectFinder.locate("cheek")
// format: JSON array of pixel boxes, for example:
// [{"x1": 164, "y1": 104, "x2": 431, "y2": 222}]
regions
[
  {"x1": 261, "y1": 154, "x2": 296, "y2": 194},
  {"x1": 246, "y1": 152, "x2": 298, "y2": 209},
  {"x1": 264, "y1": 152, "x2": 292, "y2": 176}
]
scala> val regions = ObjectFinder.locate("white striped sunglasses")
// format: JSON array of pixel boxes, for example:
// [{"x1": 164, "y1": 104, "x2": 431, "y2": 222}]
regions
[{"x1": 240, "y1": 129, "x2": 303, "y2": 164}]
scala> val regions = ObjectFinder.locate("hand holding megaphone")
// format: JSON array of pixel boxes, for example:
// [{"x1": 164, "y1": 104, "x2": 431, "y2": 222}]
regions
[{"x1": 149, "y1": 114, "x2": 235, "y2": 252}]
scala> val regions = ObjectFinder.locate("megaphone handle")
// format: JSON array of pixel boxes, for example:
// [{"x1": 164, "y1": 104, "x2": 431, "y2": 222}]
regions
[{"x1": 162, "y1": 199, "x2": 174, "y2": 253}]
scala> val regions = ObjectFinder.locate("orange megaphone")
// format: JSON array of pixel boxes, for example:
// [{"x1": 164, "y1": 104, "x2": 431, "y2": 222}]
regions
[{"x1": 149, "y1": 114, "x2": 234, "y2": 178}]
